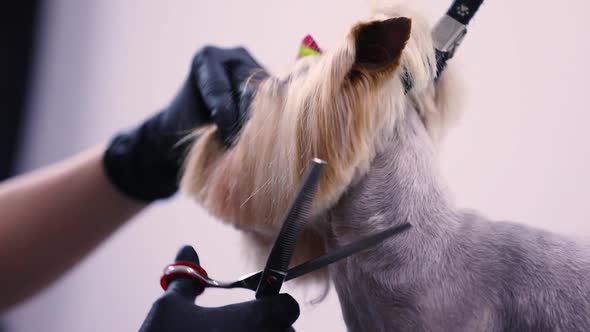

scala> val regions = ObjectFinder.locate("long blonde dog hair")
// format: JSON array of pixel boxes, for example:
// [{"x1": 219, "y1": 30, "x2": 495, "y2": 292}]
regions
[{"x1": 181, "y1": 6, "x2": 460, "y2": 282}]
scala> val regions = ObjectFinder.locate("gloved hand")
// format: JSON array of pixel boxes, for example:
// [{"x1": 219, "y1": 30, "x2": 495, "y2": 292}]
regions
[
  {"x1": 103, "y1": 46, "x2": 267, "y2": 202},
  {"x1": 139, "y1": 246, "x2": 300, "y2": 332}
]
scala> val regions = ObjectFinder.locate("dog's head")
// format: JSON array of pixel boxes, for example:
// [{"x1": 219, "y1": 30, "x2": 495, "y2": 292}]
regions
[{"x1": 181, "y1": 9, "x2": 460, "y2": 283}]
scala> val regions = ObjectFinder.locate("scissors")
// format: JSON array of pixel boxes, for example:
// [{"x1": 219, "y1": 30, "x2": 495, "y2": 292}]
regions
[{"x1": 160, "y1": 159, "x2": 411, "y2": 298}]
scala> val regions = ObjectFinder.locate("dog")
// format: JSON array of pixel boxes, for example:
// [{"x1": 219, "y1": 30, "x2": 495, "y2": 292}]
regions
[{"x1": 181, "y1": 5, "x2": 590, "y2": 331}]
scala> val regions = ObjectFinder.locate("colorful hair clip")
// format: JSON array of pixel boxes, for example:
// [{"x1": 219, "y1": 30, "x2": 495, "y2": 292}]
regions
[{"x1": 297, "y1": 34, "x2": 322, "y2": 59}]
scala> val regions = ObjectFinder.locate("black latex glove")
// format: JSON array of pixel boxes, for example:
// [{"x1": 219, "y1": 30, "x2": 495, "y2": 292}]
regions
[
  {"x1": 139, "y1": 246, "x2": 300, "y2": 332},
  {"x1": 103, "y1": 46, "x2": 267, "y2": 202}
]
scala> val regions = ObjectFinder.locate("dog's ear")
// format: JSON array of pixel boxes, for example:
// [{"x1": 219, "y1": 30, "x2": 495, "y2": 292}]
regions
[{"x1": 352, "y1": 17, "x2": 411, "y2": 71}]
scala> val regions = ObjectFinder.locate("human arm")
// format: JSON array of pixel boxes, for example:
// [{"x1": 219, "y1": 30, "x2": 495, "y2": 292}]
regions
[
  {"x1": 0, "y1": 46, "x2": 266, "y2": 311},
  {"x1": 0, "y1": 146, "x2": 144, "y2": 311}
]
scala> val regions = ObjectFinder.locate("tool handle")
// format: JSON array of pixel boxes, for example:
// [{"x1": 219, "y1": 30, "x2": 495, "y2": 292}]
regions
[
  {"x1": 161, "y1": 245, "x2": 207, "y2": 300},
  {"x1": 446, "y1": 0, "x2": 484, "y2": 25}
]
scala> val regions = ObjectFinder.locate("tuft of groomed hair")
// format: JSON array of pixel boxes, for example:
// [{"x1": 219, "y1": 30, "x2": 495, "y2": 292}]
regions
[{"x1": 181, "y1": 6, "x2": 461, "y2": 289}]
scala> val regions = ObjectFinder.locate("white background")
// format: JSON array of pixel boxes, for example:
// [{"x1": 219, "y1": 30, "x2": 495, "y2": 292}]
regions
[{"x1": 4, "y1": 0, "x2": 590, "y2": 331}]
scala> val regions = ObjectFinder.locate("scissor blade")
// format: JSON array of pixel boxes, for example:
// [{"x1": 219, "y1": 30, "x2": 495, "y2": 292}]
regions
[
  {"x1": 255, "y1": 159, "x2": 325, "y2": 298},
  {"x1": 285, "y1": 223, "x2": 412, "y2": 282},
  {"x1": 232, "y1": 271, "x2": 263, "y2": 291},
  {"x1": 238, "y1": 223, "x2": 411, "y2": 291}
]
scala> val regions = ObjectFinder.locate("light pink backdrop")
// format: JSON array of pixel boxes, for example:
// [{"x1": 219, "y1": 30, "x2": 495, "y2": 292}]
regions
[{"x1": 5, "y1": 0, "x2": 590, "y2": 331}]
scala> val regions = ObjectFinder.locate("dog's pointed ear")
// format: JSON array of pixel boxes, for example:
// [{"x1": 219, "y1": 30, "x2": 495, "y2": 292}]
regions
[{"x1": 352, "y1": 17, "x2": 411, "y2": 71}]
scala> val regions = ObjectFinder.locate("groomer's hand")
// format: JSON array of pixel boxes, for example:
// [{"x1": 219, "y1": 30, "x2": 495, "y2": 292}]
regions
[
  {"x1": 139, "y1": 246, "x2": 300, "y2": 332},
  {"x1": 103, "y1": 47, "x2": 267, "y2": 202}
]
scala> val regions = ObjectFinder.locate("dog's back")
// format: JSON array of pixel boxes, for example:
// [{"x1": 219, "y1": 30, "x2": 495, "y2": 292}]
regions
[{"x1": 411, "y1": 212, "x2": 590, "y2": 331}]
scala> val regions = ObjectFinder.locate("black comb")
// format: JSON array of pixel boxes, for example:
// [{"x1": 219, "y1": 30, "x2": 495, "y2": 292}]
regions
[{"x1": 255, "y1": 158, "x2": 325, "y2": 298}]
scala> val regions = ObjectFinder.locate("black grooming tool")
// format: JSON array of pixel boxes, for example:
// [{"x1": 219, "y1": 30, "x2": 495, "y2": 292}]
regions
[
  {"x1": 403, "y1": 0, "x2": 485, "y2": 92},
  {"x1": 255, "y1": 158, "x2": 325, "y2": 298}
]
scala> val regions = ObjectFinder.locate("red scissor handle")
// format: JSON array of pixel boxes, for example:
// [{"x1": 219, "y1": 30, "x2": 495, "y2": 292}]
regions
[{"x1": 160, "y1": 261, "x2": 209, "y2": 296}]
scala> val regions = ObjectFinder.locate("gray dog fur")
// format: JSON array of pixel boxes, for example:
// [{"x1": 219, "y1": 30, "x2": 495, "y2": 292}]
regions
[{"x1": 324, "y1": 106, "x2": 590, "y2": 331}]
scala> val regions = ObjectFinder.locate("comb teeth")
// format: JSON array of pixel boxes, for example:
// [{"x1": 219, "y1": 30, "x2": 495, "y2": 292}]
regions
[{"x1": 266, "y1": 159, "x2": 325, "y2": 271}]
